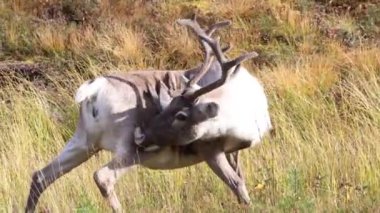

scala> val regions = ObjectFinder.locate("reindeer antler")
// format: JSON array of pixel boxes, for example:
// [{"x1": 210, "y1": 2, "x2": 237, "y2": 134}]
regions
[
  {"x1": 178, "y1": 17, "x2": 258, "y2": 101},
  {"x1": 177, "y1": 16, "x2": 231, "y2": 90}
]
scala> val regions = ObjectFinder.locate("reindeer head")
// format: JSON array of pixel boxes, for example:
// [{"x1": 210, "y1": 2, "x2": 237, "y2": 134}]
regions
[{"x1": 135, "y1": 17, "x2": 258, "y2": 148}]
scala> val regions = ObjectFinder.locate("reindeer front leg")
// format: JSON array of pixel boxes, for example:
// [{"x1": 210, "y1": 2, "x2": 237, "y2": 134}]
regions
[
  {"x1": 198, "y1": 145, "x2": 250, "y2": 204},
  {"x1": 226, "y1": 151, "x2": 244, "y2": 178},
  {"x1": 93, "y1": 127, "x2": 141, "y2": 212},
  {"x1": 94, "y1": 155, "x2": 136, "y2": 212}
]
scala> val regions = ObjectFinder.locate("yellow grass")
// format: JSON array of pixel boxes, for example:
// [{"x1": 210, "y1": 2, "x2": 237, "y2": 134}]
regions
[{"x1": 0, "y1": 0, "x2": 379, "y2": 212}]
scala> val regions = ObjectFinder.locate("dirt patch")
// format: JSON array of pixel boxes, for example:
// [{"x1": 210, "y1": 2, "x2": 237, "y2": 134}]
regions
[{"x1": 0, "y1": 61, "x2": 53, "y2": 90}]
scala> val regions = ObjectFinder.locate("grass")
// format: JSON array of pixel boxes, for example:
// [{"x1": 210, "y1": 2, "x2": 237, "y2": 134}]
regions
[{"x1": 0, "y1": 0, "x2": 379, "y2": 212}]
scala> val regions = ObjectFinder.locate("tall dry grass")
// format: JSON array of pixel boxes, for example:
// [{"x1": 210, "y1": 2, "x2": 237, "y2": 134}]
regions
[{"x1": 0, "y1": 0, "x2": 379, "y2": 212}]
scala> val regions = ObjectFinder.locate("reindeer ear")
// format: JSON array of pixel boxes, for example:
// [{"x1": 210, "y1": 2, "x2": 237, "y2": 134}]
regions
[{"x1": 158, "y1": 82, "x2": 172, "y2": 110}]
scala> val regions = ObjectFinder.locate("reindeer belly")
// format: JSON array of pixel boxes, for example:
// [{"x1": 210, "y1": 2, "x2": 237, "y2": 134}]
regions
[{"x1": 140, "y1": 147, "x2": 203, "y2": 170}]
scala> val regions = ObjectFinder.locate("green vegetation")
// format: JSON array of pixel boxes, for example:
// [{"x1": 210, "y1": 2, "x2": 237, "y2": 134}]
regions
[{"x1": 0, "y1": 0, "x2": 379, "y2": 211}]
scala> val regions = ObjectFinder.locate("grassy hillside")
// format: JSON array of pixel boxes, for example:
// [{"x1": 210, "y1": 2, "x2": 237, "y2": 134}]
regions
[{"x1": 1, "y1": 0, "x2": 379, "y2": 212}]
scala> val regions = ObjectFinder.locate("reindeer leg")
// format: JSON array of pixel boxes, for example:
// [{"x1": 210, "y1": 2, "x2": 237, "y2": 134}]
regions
[
  {"x1": 93, "y1": 127, "x2": 138, "y2": 212},
  {"x1": 226, "y1": 140, "x2": 252, "y2": 180},
  {"x1": 226, "y1": 151, "x2": 244, "y2": 178},
  {"x1": 93, "y1": 154, "x2": 136, "y2": 213},
  {"x1": 200, "y1": 147, "x2": 250, "y2": 204},
  {"x1": 25, "y1": 131, "x2": 98, "y2": 212}
]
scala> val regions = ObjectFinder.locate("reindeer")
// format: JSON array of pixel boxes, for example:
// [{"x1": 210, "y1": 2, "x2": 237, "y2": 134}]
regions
[{"x1": 25, "y1": 18, "x2": 270, "y2": 212}]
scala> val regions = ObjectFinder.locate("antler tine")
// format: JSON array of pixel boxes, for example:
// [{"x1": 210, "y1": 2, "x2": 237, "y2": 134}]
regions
[
  {"x1": 223, "y1": 51, "x2": 259, "y2": 72},
  {"x1": 221, "y1": 43, "x2": 232, "y2": 53},
  {"x1": 206, "y1": 20, "x2": 232, "y2": 36},
  {"x1": 177, "y1": 18, "x2": 231, "y2": 38},
  {"x1": 177, "y1": 19, "x2": 205, "y2": 36}
]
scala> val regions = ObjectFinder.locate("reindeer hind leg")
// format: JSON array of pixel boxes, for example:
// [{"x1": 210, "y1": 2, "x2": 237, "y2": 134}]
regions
[{"x1": 25, "y1": 131, "x2": 98, "y2": 212}]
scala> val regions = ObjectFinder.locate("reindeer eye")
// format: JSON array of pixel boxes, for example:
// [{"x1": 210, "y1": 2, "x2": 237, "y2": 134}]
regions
[{"x1": 175, "y1": 112, "x2": 188, "y2": 121}]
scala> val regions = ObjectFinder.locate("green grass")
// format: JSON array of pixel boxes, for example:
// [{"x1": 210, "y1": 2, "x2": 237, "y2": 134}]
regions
[{"x1": 0, "y1": 0, "x2": 379, "y2": 212}]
